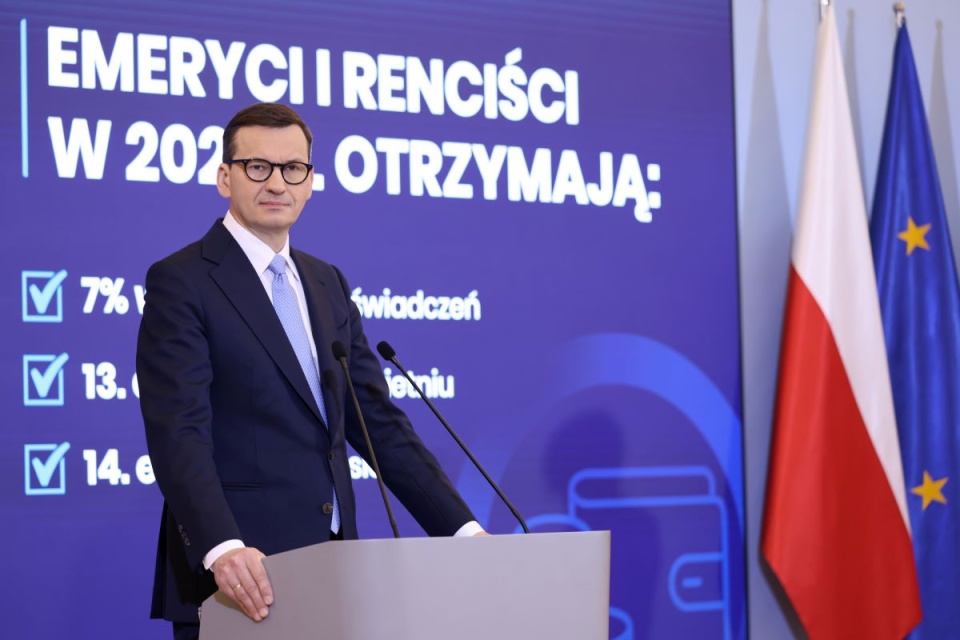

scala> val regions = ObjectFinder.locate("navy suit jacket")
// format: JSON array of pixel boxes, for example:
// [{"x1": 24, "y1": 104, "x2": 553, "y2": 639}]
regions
[{"x1": 137, "y1": 220, "x2": 474, "y2": 623}]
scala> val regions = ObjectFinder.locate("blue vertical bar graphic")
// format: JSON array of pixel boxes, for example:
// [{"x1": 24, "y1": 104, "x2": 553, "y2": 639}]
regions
[
  {"x1": 20, "y1": 18, "x2": 29, "y2": 178},
  {"x1": 870, "y1": 23, "x2": 960, "y2": 640}
]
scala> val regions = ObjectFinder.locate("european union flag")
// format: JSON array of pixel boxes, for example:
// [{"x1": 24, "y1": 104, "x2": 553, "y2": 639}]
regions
[{"x1": 870, "y1": 19, "x2": 960, "y2": 639}]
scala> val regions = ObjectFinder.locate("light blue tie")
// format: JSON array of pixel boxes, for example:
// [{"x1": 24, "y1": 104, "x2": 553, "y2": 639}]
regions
[{"x1": 267, "y1": 254, "x2": 340, "y2": 533}]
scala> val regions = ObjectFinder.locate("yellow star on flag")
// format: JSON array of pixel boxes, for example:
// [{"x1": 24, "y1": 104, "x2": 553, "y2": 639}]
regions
[
  {"x1": 911, "y1": 470, "x2": 948, "y2": 510},
  {"x1": 897, "y1": 216, "x2": 931, "y2": 255}
]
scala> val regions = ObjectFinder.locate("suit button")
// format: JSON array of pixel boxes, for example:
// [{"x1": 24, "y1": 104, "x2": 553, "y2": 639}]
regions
[
  {"x1": 328, "y1": 450, "x2": 335, "y2": 461},
  {"x1": 178, "y1": 525, "x2": 190, "y2": 547},
  {"x1": 322, "y1": 502, "x2": 334, "y2": 514}
]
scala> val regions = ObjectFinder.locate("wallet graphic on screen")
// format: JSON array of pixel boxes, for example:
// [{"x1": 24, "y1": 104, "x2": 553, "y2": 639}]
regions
[{"x1": 521, "y1": 466, "x2": 731, "y2": 640}]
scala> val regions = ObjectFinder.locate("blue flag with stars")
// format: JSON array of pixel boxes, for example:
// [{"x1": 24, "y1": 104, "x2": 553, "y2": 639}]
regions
[{"x1": 870, "y1": 20, "x2": 960, "y2": 639}]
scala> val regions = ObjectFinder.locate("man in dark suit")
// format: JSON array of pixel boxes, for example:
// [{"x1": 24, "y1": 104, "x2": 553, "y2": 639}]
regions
[{"x1": 137, "y1": 103, "x2": 482, "y2": 640}]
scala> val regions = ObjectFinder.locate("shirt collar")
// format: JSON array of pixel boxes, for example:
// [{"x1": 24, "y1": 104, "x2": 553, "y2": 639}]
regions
[{"x1": 222, "y1": 211, "x2": 300, "y2": 282}]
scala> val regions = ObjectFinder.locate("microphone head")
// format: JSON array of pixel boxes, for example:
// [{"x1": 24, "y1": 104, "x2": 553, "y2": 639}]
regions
[
  {"x1": 376, "y1": 341, "x2": 396, "y2": 360},
  {"x1": 331, "y1": 340, "x2": 348, "y2": 360}
]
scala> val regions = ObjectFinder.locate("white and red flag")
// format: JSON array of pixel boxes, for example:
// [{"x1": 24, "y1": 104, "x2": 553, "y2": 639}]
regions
[{"x1": 760, "y1": 4, "x2": 922, "y2": 638}]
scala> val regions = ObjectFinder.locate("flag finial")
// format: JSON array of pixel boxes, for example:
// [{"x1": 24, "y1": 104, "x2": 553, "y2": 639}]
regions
[{"x1": 894, "y1": 2, "x2": 906, "y2": 28}]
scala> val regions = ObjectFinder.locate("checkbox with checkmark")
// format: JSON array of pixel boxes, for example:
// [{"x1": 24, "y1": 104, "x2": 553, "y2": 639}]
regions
[
  {"x1": 22, "y1": 269, "x2": 68, "y2": 322},
  {"x1": 24, "y1": 443, "x2": 71, "y2": 495},
  {"x1": 23, "y1": 353, "x2": 70, "y2": 406}
]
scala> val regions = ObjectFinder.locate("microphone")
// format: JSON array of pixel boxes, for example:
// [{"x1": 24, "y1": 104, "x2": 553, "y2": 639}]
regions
[
  {"x1": 376, "y1": 340, "x2": 529, "y2": 534},
  {"x1": 331, "y1": 340, "x2": 400, "y2": 538}
]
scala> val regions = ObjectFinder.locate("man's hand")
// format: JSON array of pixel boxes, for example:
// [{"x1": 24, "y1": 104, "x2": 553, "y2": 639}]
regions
[{"x1": 211, "y1": 547, "x2": 274, "y2": 622}]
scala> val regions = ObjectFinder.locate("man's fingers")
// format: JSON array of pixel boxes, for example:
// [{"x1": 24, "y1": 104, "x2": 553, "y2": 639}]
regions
[
  {"x1": 250, "y1": 554, "x2": 274, "y2": 606},
  {"x1": 213, "y1": 548, "x2": 272, "y2": 621},
  {"x1": 245, "y1": 552, "x2": 272, "y2": 615},
  {"x1": 232, "y1": 577, "x2": 268, "y2": 621}
]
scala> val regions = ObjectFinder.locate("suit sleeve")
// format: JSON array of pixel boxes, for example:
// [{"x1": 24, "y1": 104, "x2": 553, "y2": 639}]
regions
[
  {"x1": 331, "y1": 267, "x2": 477, "y2": 536},
  {"x1": 137, "y1": 258, "x2": 241, "y2": 569}
]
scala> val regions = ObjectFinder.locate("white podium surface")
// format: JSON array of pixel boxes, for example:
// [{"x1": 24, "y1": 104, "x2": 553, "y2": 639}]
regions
[{"x1": 200, "y1": 531, "x2": 611, "y2": 640}]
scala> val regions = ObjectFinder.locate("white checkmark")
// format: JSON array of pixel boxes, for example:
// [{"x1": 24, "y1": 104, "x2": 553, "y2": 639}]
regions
[
  {"x1": 27, "y1": 270, "x2": 68, "y2": 314},
  {"x1": 29, "y1": 353, "x2": 70, "y2": 398},
  {"x1": 30, "y1": 442, "x2": 71, "y2": 487}
]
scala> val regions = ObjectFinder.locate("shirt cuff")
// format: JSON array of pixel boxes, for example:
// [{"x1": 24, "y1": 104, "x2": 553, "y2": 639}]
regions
[
  {"x1": 453, "y1": 521, "x2": 485, "y2": 537},
  {"x1": 203, "y1": 539, "x2": 245, "y2": 570}
]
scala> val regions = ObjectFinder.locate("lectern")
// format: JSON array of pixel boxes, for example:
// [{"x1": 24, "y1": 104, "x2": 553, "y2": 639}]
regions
[{"x1": 199, "y1": 530, "x2": 610, "y2": 639}]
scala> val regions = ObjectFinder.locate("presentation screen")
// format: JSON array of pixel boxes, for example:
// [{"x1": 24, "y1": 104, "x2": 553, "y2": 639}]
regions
[{"x1": 1, "y1": 1, "x2": 744, "y2": 638}]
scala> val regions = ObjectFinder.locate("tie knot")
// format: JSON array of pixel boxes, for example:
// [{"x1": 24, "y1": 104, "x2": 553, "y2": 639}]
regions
[{"x1": 268, "y1": 254, "x2": 287, "y2": 276}]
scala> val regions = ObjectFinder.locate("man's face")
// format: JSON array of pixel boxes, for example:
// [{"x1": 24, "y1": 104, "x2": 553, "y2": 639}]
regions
[{"x1": 217, "y1": 125, "x2": 313, "y2": 247}]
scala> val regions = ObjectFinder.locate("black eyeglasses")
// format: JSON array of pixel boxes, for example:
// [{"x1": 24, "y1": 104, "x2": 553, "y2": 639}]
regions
[{"x1": 225, "y1": 158, "x2": 313, "y2": 185}]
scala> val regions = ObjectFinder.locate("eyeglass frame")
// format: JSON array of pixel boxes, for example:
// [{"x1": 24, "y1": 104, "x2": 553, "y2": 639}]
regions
[{"x1": 224, "y1": 158, "x2": 314, "y2": 185}]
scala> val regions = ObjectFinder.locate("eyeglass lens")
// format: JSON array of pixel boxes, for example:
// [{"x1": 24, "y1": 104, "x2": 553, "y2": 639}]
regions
[{"x1": 242, "y1": 159, "x2": 310, "y2": 185}]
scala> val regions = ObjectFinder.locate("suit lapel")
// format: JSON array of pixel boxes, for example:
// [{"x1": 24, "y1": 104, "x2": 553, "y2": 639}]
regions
[
  {"x1": 292, "y1": 250, "x2": 343, "y2": 440},
  {"x1": 202, "y1": 222, "x2": 328, "y2": 427}
]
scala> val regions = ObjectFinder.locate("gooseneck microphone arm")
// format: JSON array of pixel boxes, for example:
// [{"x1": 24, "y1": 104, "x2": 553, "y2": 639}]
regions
[
  {"x1": 332, "y1": 340, "x2": 400, "y2": 539},
  {"x1": 376, "y1": 340, "x2": 529, "y2": 534}
]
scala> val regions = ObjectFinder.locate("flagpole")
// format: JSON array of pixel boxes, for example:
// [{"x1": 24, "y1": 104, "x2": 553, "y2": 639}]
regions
[
  {"x1": 894, "y1": 2, "x2": 906, "y2": 28},
  {"x1": 819, "y1": 0, "x2": 829, "y2": 23}
]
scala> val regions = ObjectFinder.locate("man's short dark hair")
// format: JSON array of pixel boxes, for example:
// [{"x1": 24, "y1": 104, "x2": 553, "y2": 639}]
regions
[{"x1": 222, "y1": 103, "x2": 313, "y2": 162}]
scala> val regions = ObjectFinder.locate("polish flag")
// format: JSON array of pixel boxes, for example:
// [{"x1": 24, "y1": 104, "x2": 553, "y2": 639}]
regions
[{"x1": 760, "y1": 5, "x2": 921, "y2": 639}]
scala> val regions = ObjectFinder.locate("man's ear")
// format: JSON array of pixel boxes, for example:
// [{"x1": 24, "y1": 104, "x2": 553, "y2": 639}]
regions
[
  {"x1": 305, "y1": 169, "x2": 315, "y2": 201},
  {"x1": 216, "y1": 164, "x2": 230, "y2": 198}
]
